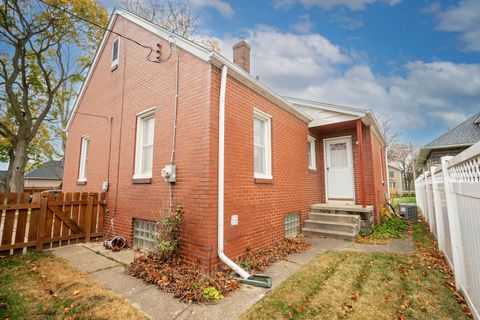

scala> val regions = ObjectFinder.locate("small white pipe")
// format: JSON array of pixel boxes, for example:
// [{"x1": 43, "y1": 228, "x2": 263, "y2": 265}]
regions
[{"x1": 218, "y1": 65, "x2": 251, "y2": 280}]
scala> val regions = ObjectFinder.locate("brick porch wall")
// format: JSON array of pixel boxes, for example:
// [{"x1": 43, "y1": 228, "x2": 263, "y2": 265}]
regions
[{"x1": 313, "y1": 124, "x2": 385, "y2": 223}]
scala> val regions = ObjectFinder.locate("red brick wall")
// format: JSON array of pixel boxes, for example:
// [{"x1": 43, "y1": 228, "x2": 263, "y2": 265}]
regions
[
  {"x1": 210, "y1": 67, "x2": 322, "y2": 260},
  {"x1": 64, "y1": 16, "x2": 387, "y2": 269},
  {"x1": 63, "y1": 16, "x2": 217, "y2": 267}
]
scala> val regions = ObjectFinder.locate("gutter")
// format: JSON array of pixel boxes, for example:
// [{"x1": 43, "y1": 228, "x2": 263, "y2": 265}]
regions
[{"x1": 217, "y1": 65, "x2": 251, "y2": 280}]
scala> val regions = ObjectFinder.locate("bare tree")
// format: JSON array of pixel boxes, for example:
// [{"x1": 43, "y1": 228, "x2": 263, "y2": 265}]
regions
[
  {"x1": 119, "y1": 0, "x2": 199, "y2": 38},
  {"x1": 0, "y1": 0, "x2": 107, "y2": 194},
  {"x1": 377, "y1": 113, "x2": 401, "y2": 159},
  {"x1": 389, "y1": 143, "x2": 419, "y2": 191}
]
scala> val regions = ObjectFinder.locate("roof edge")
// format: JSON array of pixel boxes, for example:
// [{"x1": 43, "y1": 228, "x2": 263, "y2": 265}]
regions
[
  {"x1": 66, "y1": 8, "x2": 212, "y2": 132},
  {"x1": 285, "y1": 96, "x2": 367, "y2": 117},
  {"x1": 210, "y1": 53, "x2": 312, "y2": 123}
]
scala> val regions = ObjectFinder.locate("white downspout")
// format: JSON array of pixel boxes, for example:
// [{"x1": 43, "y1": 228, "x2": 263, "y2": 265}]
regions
[
  {"x1": 385, "y1": 146, "x2": 390, "y2": 197},
  {"x1": 218, "y1": 65, "x2": 251, "y2": 280}
]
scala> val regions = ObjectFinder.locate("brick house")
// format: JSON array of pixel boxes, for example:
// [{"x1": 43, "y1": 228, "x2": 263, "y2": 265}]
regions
[{"x1": 63, "y1": 9, "x2": 388, "y2": 270}]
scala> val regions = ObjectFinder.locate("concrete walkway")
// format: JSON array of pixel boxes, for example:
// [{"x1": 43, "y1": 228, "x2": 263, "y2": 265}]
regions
[
  {"x1": 51, "y1": 238, "x2": 352, "y2": 320},
  {"x1": 50, "y1": 236, "x2": 413, "y2": 320}
]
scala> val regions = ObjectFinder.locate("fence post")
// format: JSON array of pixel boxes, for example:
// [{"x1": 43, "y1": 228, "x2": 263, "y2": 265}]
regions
[
  {"x1": 430, "y1": 166, "x2": 445, "y2": 252},
  {"x1": 441, "y1": 156, "x2": 465, "y2": 290},
  {"x1": 423, "y1": 171, "x2": 431, "y2": 225},
  {"x1": 424, "y1": 171, "x2": 433, "y2": 228},
  {"x1": 414, "y1": 175, "x2": 421, "y2": 215},
  {"x1": 84, "y1": 193, "x2": 94, "y2": 242},
  {"x1": 36, "y1": 193, "x2": 48, "y2": 251}
]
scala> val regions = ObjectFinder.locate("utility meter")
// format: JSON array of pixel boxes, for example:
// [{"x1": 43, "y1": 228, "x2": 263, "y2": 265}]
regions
[
  {"x1": 161, "y1": 163, "x2": 176, "y2": 183},
  {"x1": 102, "y1": 181, "x2": 109, "y2": 192}
]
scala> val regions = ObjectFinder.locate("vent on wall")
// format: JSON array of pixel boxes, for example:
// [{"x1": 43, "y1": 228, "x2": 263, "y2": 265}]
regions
[
  {"x1": 284, "y1": 212, "x2": 300, "y2": 237},
  {"x1": 133, "y1": 219, "x2": 157, "y2": 250}
]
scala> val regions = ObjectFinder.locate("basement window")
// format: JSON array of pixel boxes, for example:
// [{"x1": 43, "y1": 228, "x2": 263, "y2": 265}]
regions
[
  {"x1": 111, "y1": 37, "x2": 120, "y2": 69},
  {"x1": 284, "y1": 212, "x2": 300, "y2": 238},
  {"x1": 133, "y1": 219, "x2": 157, "y2": 250}
]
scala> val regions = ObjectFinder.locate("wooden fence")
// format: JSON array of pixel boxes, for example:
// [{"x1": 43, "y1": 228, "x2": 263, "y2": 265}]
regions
[
  {"x1": 415, "y1": 141, "x2": 480, "y2": 320},
  {"x1": 0, "y1": 192, "x2": 106, "y2": 256}
]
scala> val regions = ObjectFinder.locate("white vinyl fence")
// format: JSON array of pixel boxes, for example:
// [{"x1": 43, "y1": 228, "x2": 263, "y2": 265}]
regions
[{"x1": 415, "y1": 141, "x2": 480, "y2": 320}]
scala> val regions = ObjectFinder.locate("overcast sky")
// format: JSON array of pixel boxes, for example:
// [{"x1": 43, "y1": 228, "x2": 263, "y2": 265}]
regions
[{"x1": 109, "y1": 0, "x2": 478, "y2": 145}]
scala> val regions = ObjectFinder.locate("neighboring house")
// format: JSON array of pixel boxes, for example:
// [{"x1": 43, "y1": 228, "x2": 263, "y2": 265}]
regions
[
  {"x1": 24, "y1": 160, "x2": 63, "y2": 191},
  {"x1": 418, "y1": 111, "x2": 480, "y2": 171},
  {"x1": 63, "y1": 9, "x2": 388, "y2": 269},
  {"x1": 388, "y1": 163, "x2": 403, "y2": 196}
]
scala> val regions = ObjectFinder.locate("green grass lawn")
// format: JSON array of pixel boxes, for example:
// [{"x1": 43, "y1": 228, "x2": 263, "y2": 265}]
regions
[
  {"x1": 0, "y1": 251, "x2": 147, "y2": 320},
  {"x1": 240, "y1": 221, "x2": 470, "y2": 320},
  {"x1": 392, "y1": 197, "x2": 416, "y2": 206}
]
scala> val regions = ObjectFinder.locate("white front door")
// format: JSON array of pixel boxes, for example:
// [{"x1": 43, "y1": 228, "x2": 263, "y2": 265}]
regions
[{"x1": 325, "y1": 137, "x2": 355, "y2": 203}]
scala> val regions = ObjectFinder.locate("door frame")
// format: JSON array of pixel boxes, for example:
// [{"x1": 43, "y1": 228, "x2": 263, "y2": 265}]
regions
[{"x1": 323, "y1": 135, "x2": 355, "y2": 205}]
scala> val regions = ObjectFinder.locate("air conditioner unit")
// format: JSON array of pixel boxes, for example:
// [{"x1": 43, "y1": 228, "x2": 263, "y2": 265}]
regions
[{"x1": 398, "y1": 203, "x2": 417, "y2": 221}]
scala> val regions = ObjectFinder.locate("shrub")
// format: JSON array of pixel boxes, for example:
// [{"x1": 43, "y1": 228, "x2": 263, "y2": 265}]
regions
[
  {"x1": 402, "y1": 191, "x2": 416, "y2": 197},
  {"x1": 371, "y1": 215, "x2": 408, "y2": 240},
  {"x1": 203, "y1": 286, "x2": 224, "y2": 301},
  {"x1": 357, "y1": 213, "x2": 408, "y2": 244},
  {"x1": 153, "y1": 207, "x2": 184, "y2": 260}
]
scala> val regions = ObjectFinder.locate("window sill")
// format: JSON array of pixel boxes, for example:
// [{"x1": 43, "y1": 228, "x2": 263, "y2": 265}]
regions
[
  {"x1": 254, "y1": 178, "x2": 273, "y2": 184},
  {"x1": 132, "y1": 178, "x2": 152, "y2": 184},
  {"x1": 308, "y1": 167, "x2": 317, "y2": 171},
  {"x1": 77, "y1": 180, "x2": 87, "y2": 185},
  {"x1": 111, "y1": 64, "x2": 118, "y2": 71}
]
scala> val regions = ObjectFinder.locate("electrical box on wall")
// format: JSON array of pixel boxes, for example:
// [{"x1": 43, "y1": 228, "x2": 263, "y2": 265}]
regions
[
  {"x1": 161, "y1": 163, "x2": 176, "y2": 183},
  {"x1": 102, "y1": 181, "x2": 109, "y2": 192},
  {"x1": 231, "y1": 215, "x2": 238, "y2": 226}
]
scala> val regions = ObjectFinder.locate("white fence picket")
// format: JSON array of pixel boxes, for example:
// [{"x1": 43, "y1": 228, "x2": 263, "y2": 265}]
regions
[{"x1": 415, "y1": 141, "x2": 480, "y2": 320}]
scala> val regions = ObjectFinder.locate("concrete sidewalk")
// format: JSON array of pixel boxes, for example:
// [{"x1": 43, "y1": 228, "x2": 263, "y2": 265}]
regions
[{"x1": 51, "y1": 237, "x2": 352, "y2": 320}]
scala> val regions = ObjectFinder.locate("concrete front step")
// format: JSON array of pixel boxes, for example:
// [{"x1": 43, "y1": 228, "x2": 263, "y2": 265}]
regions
[
  {"x1": 310, "y1": 203, "x2": 374, "y2": 213},
  {"x1": 307, "y1": 212, "x2": 361, "y2": 224},
  {"x1": 304, "y1": 220, "x2": 359, "y2": 234},
  {"x1": 303, "y1": 227, "x2": 357, "y2": 241}
]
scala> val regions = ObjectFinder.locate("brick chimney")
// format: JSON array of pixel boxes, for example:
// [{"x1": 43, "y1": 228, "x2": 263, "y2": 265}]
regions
[{"x1": 232, "y1": 39, "x2": 251, "y2": 73}]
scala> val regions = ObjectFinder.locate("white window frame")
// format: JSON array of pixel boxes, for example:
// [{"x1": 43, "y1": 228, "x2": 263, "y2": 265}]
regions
[
  {"x1": 134, "y1": 108, "x2": 156, "y2": 179},
  {"x1": 308, "y1": 135, "x2": 316, "y2": 170},
  {"x1": 253, "y1": 108, "x2": 272, "y2": 179},
  {"x1": 78, "y1": 136, "x2": 89, "y2": 182},
  {"x1": 111, "y1": 37, "x2": 120, "y2": 68}
]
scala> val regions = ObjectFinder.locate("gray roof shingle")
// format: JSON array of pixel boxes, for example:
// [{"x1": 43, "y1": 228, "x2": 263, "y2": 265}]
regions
[
  {"x1": 25, "y1": 160, "x2": 63, "y2": 180},
  {"x1": 424, "y1": 111, "x2": 480, "y2": 148}
]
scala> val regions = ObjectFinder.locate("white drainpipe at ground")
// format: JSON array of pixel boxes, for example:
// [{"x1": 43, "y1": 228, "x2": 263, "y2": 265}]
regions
[{"x1": 217, "y1": 64, "x2": 251, "y2": 280}]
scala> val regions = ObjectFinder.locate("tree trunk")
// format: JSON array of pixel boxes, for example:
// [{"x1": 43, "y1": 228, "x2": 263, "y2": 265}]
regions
[
  {"x1": 8, "y1": 140, "x2": 28, "y2": 194},
  {"x1": 3, "y1": 150, "x2": 14, "y2": 196}
]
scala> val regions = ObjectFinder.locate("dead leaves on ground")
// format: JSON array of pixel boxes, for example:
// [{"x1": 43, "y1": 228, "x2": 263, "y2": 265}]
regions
[
  {"x1": 235, "y1": 236, "x2": 311, "y2": 272},
  {"x1": 128, "y1": 253, "x2": 240, "y2": 304},
  {"x1": 400, "y1": 218, "x2": 473, "y2": 319},
  {"x1": 127, "y1": 237, "x2": 311, "y2": 304}
]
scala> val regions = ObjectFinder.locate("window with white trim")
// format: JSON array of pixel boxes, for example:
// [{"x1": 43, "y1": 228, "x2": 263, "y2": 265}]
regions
[
  {"x1": 78, "y1": 136, "x2": 89, "y2": 181},
  {"x1": 308, "y1": 136, "x2": 316, "y2": 170},
  {"x1": 111, "y1": 38, "x2": 120, "y2": 68},
  {"x1": 253, "y1": 109, "x2": 272, "y2": 179},
  {"x1": 134, "y1": 110, "x2": 155, "y2": 179}
]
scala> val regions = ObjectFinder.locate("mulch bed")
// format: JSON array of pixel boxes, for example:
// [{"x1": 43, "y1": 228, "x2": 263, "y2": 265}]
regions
[{"x1": 127, "y1": 236, "x2": 311, "y2": 303}]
